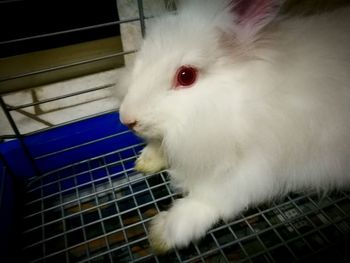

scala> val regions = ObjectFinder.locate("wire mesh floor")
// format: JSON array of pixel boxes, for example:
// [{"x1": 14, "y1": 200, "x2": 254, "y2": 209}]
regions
[{"x1": 22, "y1": 143, "x2": 350, "y2": 263}]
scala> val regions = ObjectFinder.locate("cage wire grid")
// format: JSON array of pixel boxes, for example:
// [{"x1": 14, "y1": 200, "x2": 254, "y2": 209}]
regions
[
  {"x1": 0, "y1": 0, "x2": 350, "y2": 262},
  {"x1": 20, "y1": 135, "x2": 350, "y2": 263}
]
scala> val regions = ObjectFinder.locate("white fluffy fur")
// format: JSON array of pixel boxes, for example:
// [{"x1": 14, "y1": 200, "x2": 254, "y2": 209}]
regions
[{"x1": 119, "y1": 0, "x2": 350, "y2": 253}]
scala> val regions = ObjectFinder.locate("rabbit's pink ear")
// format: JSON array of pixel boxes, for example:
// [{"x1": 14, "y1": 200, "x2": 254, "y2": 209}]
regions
[{"x1": 230, "y1": 0, "x2": 281, "y2": 43}]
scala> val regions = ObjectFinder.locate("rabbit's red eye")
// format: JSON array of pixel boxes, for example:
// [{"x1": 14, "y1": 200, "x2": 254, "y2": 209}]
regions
[{"x1": 174, "y1": 66, "x2": 197, "y2": 88}]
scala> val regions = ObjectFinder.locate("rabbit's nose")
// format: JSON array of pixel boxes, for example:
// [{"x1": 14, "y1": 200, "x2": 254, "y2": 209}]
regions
[{"x1": 125, "y1": 120, "x2": 138, "y2": 130}]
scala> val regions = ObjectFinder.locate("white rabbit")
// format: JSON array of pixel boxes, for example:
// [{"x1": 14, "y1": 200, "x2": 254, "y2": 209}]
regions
[{"x1": 119, "y1": 0, "x2": 350, "y2": 254}]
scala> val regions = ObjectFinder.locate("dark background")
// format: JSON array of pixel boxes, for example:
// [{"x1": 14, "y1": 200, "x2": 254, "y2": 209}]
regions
[{"x1": 0, "y1": 0, "x2": 121, "y2": 57}]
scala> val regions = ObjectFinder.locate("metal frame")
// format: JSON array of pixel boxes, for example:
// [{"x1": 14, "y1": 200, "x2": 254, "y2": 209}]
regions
[
  {"x1": 0, "y1": 1, "x2": 349, "y2": 262},
  {"x1": 0, "y1": 0, "x2": 145, "y2": 172}
]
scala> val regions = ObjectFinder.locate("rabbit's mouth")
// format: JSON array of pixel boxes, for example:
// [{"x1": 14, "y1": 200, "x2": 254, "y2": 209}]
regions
[{"x1": 131, "y1": 122, "x2": 163, "y2": 141}]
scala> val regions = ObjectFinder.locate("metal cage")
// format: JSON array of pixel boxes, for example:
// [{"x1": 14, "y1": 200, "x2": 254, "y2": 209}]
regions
[{"x1": 0, "y1": 1, "x2": 349, "y2": 262}]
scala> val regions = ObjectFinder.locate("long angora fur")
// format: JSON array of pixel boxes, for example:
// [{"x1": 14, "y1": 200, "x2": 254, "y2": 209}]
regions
[{"x1": 119, "y1": 0, "x2": 350, "y2": 253}]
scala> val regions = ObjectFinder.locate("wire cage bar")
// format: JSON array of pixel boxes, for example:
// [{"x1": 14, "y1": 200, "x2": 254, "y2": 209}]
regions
[
  {"x1": 0, "y1": 1, "x2": 349, "y2": 263},
  {"x1": 20, "y1": 136, "x2": 350, "y2": 262}
]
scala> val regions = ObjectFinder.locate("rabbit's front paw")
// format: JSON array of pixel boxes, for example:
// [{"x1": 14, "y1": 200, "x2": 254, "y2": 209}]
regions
[
  {"x1": 148, "y1": 199, "x2": 218, "y2": 254},
  {"x1": 135, "y1": 144, "x2": 167, "y2": 173},
  {"x1": 149, "y1": 212, "x2": 172, "y2": 254}
]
